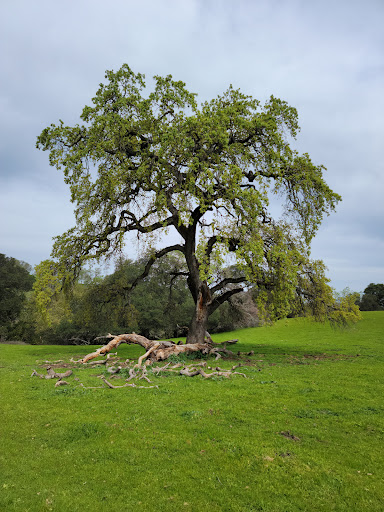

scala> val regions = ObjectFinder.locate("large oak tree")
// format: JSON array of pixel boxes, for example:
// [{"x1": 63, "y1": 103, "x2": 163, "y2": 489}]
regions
[{"x1": 37, "y1": 64, "x2": 355, "y2": 345}]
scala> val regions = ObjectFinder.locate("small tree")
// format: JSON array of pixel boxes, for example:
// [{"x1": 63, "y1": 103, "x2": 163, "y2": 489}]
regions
[{"x1": 37, "y1": 64, "x2": 357, "y2": 345}]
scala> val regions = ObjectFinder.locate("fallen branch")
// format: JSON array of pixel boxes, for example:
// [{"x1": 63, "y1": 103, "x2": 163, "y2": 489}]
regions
[
  {"x1": 126, "y1": 368, "x2": 139, "y2": 382},
  {"x1": 54, "y1": 369, "x2": 73, "y2": 379},
  {"x1": 100, "y1": 376, "x2": 158, "y2": 390},
  {"x1": 80, "y1": 334, "x2": 157, "y2": 363},
  {"x1": 31, "y1": 368, "x2": 73, "y2": 380},
  {"x1": 78, "y1": 333, "x2": 234, "y2": 365},
  {"x1": 137, "y1": 342, "x2": 160, "y2": 367},
  {"x1": 30, "y1": 334, "x2": 247, "y2": 391},
  {"x1": 55, "y1": 380, "x2": 69, "y2": 387},
  {"x1": 106, "y1": 366, "x2": 122, "y2": 374},
  {"x1": 179, "y1": 366, "x2": 247, "y2": 379}
]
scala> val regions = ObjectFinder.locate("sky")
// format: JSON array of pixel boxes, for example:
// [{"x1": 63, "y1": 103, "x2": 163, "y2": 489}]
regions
[{"x1": 0, "y1": 0, "x2": 383, "y2": 293}]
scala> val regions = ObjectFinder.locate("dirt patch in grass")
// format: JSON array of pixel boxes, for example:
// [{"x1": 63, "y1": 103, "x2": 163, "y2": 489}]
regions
[
  {"x1": 287, "y1": 353, "x2": 359, "y2": 365},
  {"x1": 279, "y1": 431, "x2": 301, "y2": 442}
]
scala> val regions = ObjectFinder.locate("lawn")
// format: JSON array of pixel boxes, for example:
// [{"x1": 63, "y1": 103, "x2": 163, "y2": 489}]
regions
[{"x1": 1, "y1": 312, "x2": 383, "y2": 511}]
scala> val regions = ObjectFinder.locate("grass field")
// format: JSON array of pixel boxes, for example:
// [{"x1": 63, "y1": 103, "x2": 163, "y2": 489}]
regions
[{"x1": 1, "y1": 312, "x2": 383, "y2": 511}]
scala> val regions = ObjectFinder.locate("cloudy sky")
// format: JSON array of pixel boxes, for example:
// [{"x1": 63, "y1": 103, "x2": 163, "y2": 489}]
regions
[{"x1": 1, "y1": 0, "x2": 383, "y2": 293}]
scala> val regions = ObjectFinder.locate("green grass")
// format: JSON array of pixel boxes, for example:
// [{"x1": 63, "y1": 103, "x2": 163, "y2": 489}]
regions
[{"x1": 1, "y1": 312, "x2": 383, "y2": 511}]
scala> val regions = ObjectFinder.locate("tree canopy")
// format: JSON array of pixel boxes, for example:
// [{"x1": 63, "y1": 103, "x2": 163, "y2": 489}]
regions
[
  {"x1": 359, "y1": 283, "x2": 384, "y2": 311},
  {"x1": 37, "y1": 64, "x2": 358, "y2": 343}
]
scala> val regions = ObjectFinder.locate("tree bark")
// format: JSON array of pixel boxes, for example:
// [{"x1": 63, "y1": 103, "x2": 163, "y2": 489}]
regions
[{"x1": 186, "y1": 281, "x2": 211, "y2": 344}]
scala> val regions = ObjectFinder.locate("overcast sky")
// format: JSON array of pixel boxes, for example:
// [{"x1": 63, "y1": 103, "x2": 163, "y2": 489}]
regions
[{"x1": 0, "y1": 0, "x2": 383, "y2": 293}]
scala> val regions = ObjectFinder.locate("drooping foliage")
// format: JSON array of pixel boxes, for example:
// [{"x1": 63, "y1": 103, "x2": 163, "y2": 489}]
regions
[{"x1": 36, "y1": 64, "x2": 359, "y2": 342}]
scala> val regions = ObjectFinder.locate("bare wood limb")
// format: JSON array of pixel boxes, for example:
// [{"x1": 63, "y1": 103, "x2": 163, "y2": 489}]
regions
[
  {"x1": 204, "y1": 331, "x2": 213, "y2": 344},
  {"x1": 70, "y1": 357, "x2": 84, "y2": 363},
  {"x1": 106, "y1": 366, "x2": 122, "y2": 374},
  {"x1": 55, "y1": 369, "x2": 73, "y2": 379},
  {"x1": 100, "y1": 376, "x2": 158, "y2": 389},
  {"x1": 55, "y1": 380, "x2": 69, "y2": 387},
  {"x1": 80, "y1": 333, "x2": 154, "y2": 363},
  {"x1": 31, "y1": 370, "x2": 45, "y2": 379},
  {"x1": 179, "y1": 367, "x2": 247, "y2": 379},
  {"x1": 180, "y1": 368, "x2": 201, "y2": 377},
  {"x1": 126, "y1": 368, "x2": 138, "y2": 382},
  {"x1": 137, "y1": 342, "x2": 160, "y2": 367},
  {"x1": 139, "y1": 374, "x2": 153, "y2": 384},
  {"x1": 46, "y1": 367, "x2": 57, "y2": 379},
  {"x1": 32, "y1": 368, "x2": 73, "y2": 380},
  {"x1": 85, "y1": 359, "x2": 108, "y2": 366},
  {"x1": 31, "y1": 340, "x2": 247, "y2": 390}
]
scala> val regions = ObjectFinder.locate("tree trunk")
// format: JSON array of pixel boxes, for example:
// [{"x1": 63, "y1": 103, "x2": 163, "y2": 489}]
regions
[{"x1": 186, "y1": 282, "x2": 211, "y2": 344}]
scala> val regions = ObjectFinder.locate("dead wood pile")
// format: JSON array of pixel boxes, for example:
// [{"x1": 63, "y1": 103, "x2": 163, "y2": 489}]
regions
[{"x1": 30, "y1": 333, "x2": 246, "y2": 389}]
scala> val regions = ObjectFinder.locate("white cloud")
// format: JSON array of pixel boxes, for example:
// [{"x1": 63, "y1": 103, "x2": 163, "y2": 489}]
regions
[{"x1": 0, "y1": 0, "x2": 383, "y2": 290}]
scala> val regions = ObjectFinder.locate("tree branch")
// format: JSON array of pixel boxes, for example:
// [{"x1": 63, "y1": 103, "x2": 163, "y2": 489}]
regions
[
  {"x1": 210, "y1": 276, "x2": 247, "y2": 294},
  {"x1": 205, "y1": 235, "x2": 240, "y2": 262},
  {"x1": 208, "y1": 287, "x2": 244, "y2": 315},
  {"x1": 116, "y1": 210, "x2": 176, "y2": 234},
  {"x1": 124, "y1": 244, "x2": 185, "y2": 293}
]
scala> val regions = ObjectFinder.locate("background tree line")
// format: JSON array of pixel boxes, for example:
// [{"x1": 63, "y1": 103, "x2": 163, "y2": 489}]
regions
[
  {"x1": 2, "y1": 252, "x2": 378, "y2": 345},
  {"x1": 0, "y1": 252, "x2": 259, "y2": 344}
]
